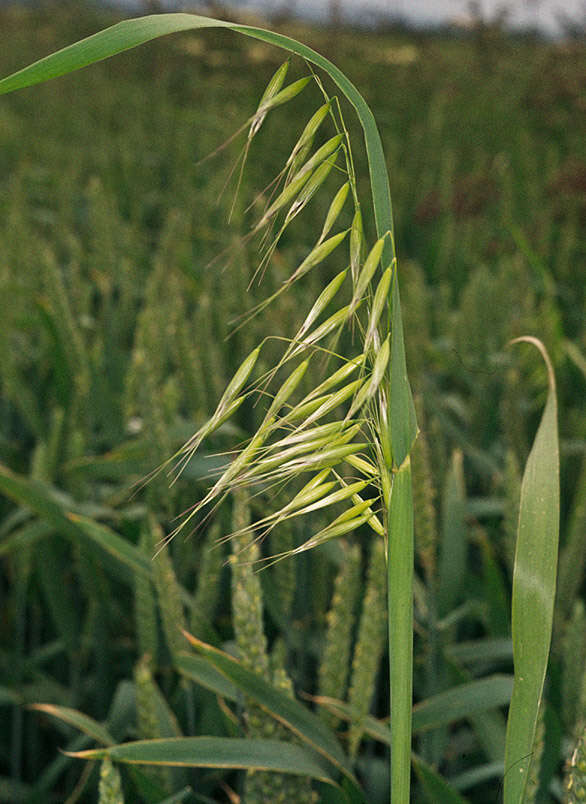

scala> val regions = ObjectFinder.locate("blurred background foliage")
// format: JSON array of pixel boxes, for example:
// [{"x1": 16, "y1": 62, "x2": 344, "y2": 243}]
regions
[{"x1": 0, "y1": 3, "x2": 584, "y2": 802}]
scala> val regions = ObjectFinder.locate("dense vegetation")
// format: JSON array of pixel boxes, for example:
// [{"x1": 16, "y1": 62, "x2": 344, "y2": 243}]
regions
[{"x1": 0, "y1": 4, "x2": 584, "y2": 802}]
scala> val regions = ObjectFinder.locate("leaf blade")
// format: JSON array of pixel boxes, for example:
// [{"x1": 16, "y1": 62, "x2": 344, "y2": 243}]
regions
[{"x1": 504, "y1": 337, "x2": 560, "y2": 804}]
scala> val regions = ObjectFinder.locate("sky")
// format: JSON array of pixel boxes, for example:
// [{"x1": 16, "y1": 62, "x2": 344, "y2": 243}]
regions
[{"x1": 233, "y1": 0, "x2": 585, "y2": 34}]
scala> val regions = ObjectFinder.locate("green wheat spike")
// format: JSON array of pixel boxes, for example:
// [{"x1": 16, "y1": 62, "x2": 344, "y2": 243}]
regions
[
  {"x1": 148, "y1": 518, "x2": 186, "y2": 659},
  {"x1": 125, "y1": 258, "x2": 175, "y2": 474},
  {"x1": 135, "y1": 529, "x2": 159, "y2": 667},
  {"x1": 30, "y1": 441, "x2": 49, "y2": 483},
  {"x1": 502, "y1": 448, "x2": 522, "y2": 575},
  {"x1": 269, "y1": 640, "x2": 318, "y2": 804},
  {"x1": 564, "y1": 726, "x2": 586, "y2": 804},
  {"x1": 231, "y1": 491, "x2": 314, "y2": 803},
  {"x1": 269, "y1": 523, "x2": 297, "y2": 619},
  {"x1": 45, "y1": 406, "x2": 65, "y2": 482},
  {"x1": 318, "y1": 540, "x2": 361, "y2": 729},
  {"x1": 270, "y1": 638, "x2": 292, "y2": 693},
  {"x1": 411, "y1": 396, "x2": 438, "y2": 584},
  {"x1": 562, "y1": 600, "x2": 586, "y2": 734},
  {"x1": 167, "y1": 273, "x2": 204, "y2": 414},
  {"x1": 98, "y1": 758, "x2": 124, "y2": 804},
  {"x1": 142, "y1": 300, "x2": 173, "y2": 458},
  {"x1": 40, "y1": 248, "x2": 90, "y2": 399},
  {"x1": 134, "y1": 655, "x2": 160, "y2": 738},
  {"x1": 348, "y1": 538, "x2": 387, "y2": 757},
  {"x1": 195, "y1": 291, "x2": 226, "y2": 411},
  {"x1": 133, "y1": 656, "x2": 172, "y2": 793},
  {"x1": 86, "y1": 177, "x2": 118, "y2": 278},
  {"x1": 191, "y1": 521, "x2": 225, "y2": 636},
  {"x1": 231, "y1": 490, "x2": 271, "y2": 685},
  {"x1": 310, "y1": 539, "x2": 334, "y2": 628}
]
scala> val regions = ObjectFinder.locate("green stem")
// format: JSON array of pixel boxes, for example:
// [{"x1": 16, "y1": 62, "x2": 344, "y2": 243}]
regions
[{"x1": 388, "y1": 457, "x2": 414, "y2": 803}]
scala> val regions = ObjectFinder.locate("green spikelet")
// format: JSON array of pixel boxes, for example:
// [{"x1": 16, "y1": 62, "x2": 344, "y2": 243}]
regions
[
  {"x1": 39, "y1": 249, "x2": 90, "y2": 440},
  {"x1": 86, "y1": 177, "x2": 118, "y2": 278},
  {"x1": 230, "y1": 490, "x2": 276, "y2": 755},
  {"x1": 525, "y1": 701, "x2": 546, "y2": 802},
  {"x1": 168, "y1": 275, "x2": 204, "y2": 415},
  {"x1": 141, "y1": 298, "x2": 173, "y2": 460},
  {"x1": 502, "y1": 449, "x2": 521, "y2": 575},
  {"x1": 564, "y1": 726, "x2": 586, "y2": 804},
  {"x1": 98, "y1": 758, "x2": 124, "y2": 804},
  {"x1": 318, "y1": 540, "x2": 361, "y2": 728},
  {"x1": 134, "y1": 655, "x2": 159, "y2": 739},
  {"x1": 310, "y1": 540, "x2": 333, "y2": 627},
  {"x1": 195, "y1": 291, "x2": 225, "y2": 411},
  {"x1": 30, "y1": 441, "x2": 49, "y2": 483},
  {"x1": 347, "y1": 539, "x2": 387, "y2": 756},
  {"x1": 269, "y1": 523, "x2": 297, "y2": 619},
  {"x1": 268, "y1": 641, "x2": 317, "y2": 804},
  {"x1": 562, "y1": 600, "x2": 586, "y2": 733},
  {"x1": 45, "y1": 406, "x2": 65, "y2": 482},
  {"x1": 231, "y1": 491, "x2": 270, "y2": 684},
  {"x1": 40, "y1": 248, "x2": 90, "y2": 398},
  {"x1": 191, "y1": 521, "x2": 225, "y2": 636},
  {"x1": 124, "y1": 257, "x2": 176, "y2": 489},
  {"x1": 270, "y1": 638, "x2": 292, "y2": 694},
  {"x1": 148, "y1": 518, "x2": 186, "y2": 659},
  {"x1": 135, "y1": 530, "x2": 159, "y2": 667},
  {"x1": 231, "y1": 492, "x2": 314, "y2": 803},
  {"x1": 133, "y1": 656, "x2": 172, "y2": 793},
  {"x1": 411, "y1": 397, "x2": 437, "y2": 583}
]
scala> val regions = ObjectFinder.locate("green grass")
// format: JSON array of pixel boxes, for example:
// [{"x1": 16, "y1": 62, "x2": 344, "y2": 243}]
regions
[{"x1": 0, "y1": 6, "x2": 584, "y2": 803}]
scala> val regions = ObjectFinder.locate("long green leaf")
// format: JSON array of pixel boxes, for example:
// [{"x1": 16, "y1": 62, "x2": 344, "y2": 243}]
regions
[
  {"x1": 0, "y1": 463, "x2": 152, "y2": 581},
  {"x1": 412, "y1": 675, "x2": 513, "y2": 733},
  {"x1": 504, "y1": 337, "x2": 559, "y2": 804},
  {"x1": 316, "y1": 675, "x2": 512, "y2": 743},
  {"x1": 68, "y1": 737, "x2": 337, "y2": 784},
  {"x1": 183, "y1": 634, "x2": 356, "y2": 782},
  {"x1": 174, "y1": 652, "x2": 237, "y2": 702},
  {"x1": 30, "y1": 704, "x2": 115, "y2": 746}
]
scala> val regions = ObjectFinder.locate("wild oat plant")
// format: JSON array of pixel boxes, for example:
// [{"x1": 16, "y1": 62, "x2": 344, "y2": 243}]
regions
[{"x1": 0, "y1": 12, "x2": 567, "y2": 804}]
